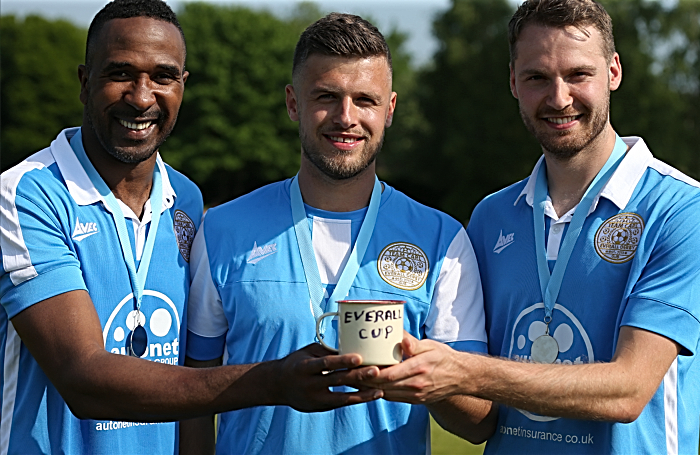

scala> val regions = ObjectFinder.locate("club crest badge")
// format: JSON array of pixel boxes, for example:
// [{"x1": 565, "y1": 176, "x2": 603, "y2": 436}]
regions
[
  {"x1": 377, "y1": 242, "x2": 429, "y2": 291},
  {"x1": 594, "y1": 212, "x2": 644, "y2": 264},
  {"x1": 173, "y1": 210, "x2": 196, "y2": 262}
]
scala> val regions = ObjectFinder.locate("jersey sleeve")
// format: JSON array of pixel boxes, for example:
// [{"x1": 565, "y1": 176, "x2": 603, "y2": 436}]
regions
[
  {"x1": 186, "y1": 216, "x2": 228, "y2": 361},
  {"x1": 622, "y1": 197, "x2": 700, "y2": 356},
  {"x1": 1, "y1": 169, "x2": 86, "y2": 318},
  {"x1": 423, "y1": 227, "x2": 487, "y2": 353}
]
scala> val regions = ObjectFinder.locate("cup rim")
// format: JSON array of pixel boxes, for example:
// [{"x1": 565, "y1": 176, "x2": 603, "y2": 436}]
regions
[{"x1": 335, "y1": 300, "x2": 405, "y2": 305}]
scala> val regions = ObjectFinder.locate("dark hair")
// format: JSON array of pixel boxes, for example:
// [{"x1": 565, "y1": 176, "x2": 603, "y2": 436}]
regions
[
  {"x1": 86, "y1": 0, "x2": 185, "y2": 68},
  {"x1": 292, "y1": 13, "x2": 392, "y2": 80},
  {"x1": 509, "y1": 0, "x2": 615, "y2": 64}
]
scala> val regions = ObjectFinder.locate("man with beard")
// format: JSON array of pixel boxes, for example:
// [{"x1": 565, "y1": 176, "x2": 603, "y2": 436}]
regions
[
  {"x1": 361, "y1": 0, "x2": 700, "y2": 454},
  {"x1": 0, "y1": 2, "x2": 385, "y2": 454},
  {"x1": 182, "y1": 13, "x2": 493, "y2": 454}
]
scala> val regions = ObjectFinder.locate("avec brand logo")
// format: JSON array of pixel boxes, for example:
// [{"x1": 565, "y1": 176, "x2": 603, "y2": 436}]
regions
[
  {"x1": 72, "y1": 216, "x2": 99, "y2": 241},
  {"x1": 493, "y1": 230, "x2": 515, "y2": 254},
  {"x1": 247, "y1": 241, "x2": 277, "y2": 264}
]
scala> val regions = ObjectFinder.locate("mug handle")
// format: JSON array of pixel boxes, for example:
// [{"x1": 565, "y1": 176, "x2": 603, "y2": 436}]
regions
[{"x1": 315, "y1": 312, "x2": 339, "y2": 353}]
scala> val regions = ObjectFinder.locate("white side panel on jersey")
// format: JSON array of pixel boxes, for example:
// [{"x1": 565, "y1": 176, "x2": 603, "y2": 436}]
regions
[
  {"x1": 424, "y1": 228, "x2": 486, "y2": 344},
  {"x1": 0, "y1": 149, "x2": 54, "y2": 286},
  {"x1": 188, "y1": 222, "x2": 227, "y2": 338},
  {"x1": 664, "y1": 357, "x2": 679, "y2": 455},
  {"x1": 0, "y1": 322, "x2": 21, "y2": 455},
  {"x1": 311, "y1": 217, "x2": 351, "y2": 286}
]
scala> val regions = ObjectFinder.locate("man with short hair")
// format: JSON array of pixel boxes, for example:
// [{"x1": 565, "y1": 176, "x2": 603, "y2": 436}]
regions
[
  {"x1": 0, "y1": 2, "x2": 381, "y2": 453},
  {"x1": 363, "y1": 0, "x2": 700, "y2": 453},
  {"x1": 182, "y1": 13, "x2": 494, "y2": 454}
]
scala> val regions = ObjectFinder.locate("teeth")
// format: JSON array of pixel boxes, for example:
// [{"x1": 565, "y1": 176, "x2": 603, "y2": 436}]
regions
[
  {"x1": 119, "y1": 119, "x2": 153, "y2": 130},
  {"x1": 548, "y1": 116, "x2": 578, "y2": 125},
  {"x1": 329, "y1": 136, "x2": 359, "y2": 143}
]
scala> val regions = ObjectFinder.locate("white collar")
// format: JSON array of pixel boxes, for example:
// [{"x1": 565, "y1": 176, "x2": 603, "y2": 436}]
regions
[
  {"x1": 514, "y1": 135, "x2": 653, "y2": 215},
  {"x1": 51, "y1": 127, "x2": 176, "y2": 215}
]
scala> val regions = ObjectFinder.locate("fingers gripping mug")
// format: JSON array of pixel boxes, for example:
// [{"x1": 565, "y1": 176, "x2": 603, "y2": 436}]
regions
[{"x1": 315, "y1": 300, "x2": 405, "y2": 366}]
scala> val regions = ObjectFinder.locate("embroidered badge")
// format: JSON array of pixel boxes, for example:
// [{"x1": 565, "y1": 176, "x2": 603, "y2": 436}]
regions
[
  {"x1": 173, "y1": 210, "x2": 196, "y2": 262},
  {"x1": 594, "y1": 212, "x2": 644, "y2": 264},
  {"x1": 377, "y1": 242, "x2": 429, "y2": 291}
]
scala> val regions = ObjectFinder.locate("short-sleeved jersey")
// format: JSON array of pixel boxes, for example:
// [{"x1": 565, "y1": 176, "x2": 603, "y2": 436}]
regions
[
  {"x1": 0, "y1": 127, "x2": 203, "y2": 455},
  {"x1": 186, "y1": 179, "x2": 487, "y2": 455},
  {"x1": 467, "y1": 136, "x2": 700, "y2": 455}
]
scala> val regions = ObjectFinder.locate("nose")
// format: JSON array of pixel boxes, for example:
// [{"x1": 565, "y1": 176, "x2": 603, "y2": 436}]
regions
[
  {"x1": 547, "y1": 78, "x2": 573, "y2": 111},
  {"x1": 124, "y1": 75, "x2": 156, "y2": 112},
  {"x1": 333, "y1": 97, "x2": 358, "y2": 129}
]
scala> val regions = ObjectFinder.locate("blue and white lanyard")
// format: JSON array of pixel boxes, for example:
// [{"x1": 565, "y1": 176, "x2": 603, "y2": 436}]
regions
[
  {"x1": 290, "y1": 175, "x2": 381, "y2": 337},
  {"x1": 533, "y1": 135, "x2": 627, "y2": 321},
  {"x1": 71, "y1": 131, "x2": 163, "y2": 318}
]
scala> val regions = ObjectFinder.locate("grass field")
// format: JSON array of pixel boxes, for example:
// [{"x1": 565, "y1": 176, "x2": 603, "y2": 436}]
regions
[{"x1": 431, "y1": 418, "x2": 485, "y2": 455}]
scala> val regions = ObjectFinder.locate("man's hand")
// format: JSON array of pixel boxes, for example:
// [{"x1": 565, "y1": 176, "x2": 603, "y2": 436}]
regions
[
  {"x1": 358, "y1": 331, "x2": 468, "y2": 404},
  {"x1": 276, "y1": 343, "x2": 383, "y2": 412}
]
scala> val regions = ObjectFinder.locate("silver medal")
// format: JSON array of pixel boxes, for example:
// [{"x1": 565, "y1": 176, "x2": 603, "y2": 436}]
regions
[{"x1": 531, "y1": 334, "x2": 559, "y2": 364}]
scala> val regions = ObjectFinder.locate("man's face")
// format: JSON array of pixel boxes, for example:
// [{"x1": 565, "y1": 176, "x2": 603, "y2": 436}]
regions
[
  {"x1": 285, "y1": 54, "x2": 396, "y2": 180},
  {"x1": 79, "y1": 17, "x2": 188, "y2": 164},
  {"x1": 509, "y1": 24, "x2": 621, "y2": 159}
]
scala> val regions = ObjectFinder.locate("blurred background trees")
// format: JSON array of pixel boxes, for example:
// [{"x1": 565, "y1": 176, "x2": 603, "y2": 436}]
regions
[{"x1": 2, "y1": 0, "x2": 699, "y2": 222}]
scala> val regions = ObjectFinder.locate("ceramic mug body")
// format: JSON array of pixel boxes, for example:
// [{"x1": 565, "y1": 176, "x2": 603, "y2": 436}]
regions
[{"x1": 316, "y1": 300, "x2": 405, "y2": 365}]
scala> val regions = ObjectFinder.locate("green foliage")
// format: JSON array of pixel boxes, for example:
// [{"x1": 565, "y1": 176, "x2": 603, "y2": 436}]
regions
[
  {"x1": 382, "y1": 0, "x2": 538, "y2": 223},
  {"x1": 1, "y1": 15, "x2": 85, "y2": 170},
  {"x1": 164, "y1": 3, "x2": 304, "y2": 206}
]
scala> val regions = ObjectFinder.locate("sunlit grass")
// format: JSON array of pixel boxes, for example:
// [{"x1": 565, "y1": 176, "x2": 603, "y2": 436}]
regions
[{"x1": 431, "y1": 417, "x2": 485, "y2": 455}]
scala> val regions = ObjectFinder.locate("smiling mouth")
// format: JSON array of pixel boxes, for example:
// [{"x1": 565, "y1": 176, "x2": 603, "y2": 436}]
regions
[
  {"x1": 118, "y1": 119, "x2": 154, "y2": 130},
  {"x1": 326, "y1": 135, "x2": 364, "y2": 144},
  {"x1": 545, "y1": 115, "x2": 583, "y2": 124}
]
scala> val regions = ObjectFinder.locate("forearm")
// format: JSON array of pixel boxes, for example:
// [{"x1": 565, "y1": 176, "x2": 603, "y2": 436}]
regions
[
  {"x1": 59, "y1": 350, "x2": 280, "y2": 421},
  {"x1": 428, "y1": 396, "x2": 497, "y2": 444}
]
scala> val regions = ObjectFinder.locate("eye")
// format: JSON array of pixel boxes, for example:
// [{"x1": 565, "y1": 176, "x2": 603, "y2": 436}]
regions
[
  {"x1": 109, "y1": 71, "x2": 130, "y2": 81},
  {"x1": 154, "y1": 73, "x2": 178, "y2": 84}
]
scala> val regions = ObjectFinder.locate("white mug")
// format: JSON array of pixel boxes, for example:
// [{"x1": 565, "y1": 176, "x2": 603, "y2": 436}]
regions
[{"x1": 315, "y1": 300, "x2": 405, "y2": 366}]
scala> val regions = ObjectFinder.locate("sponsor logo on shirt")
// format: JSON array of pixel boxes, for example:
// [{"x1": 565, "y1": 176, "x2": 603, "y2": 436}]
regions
[
  {"x1": 493, "y1": 230, "x2": 515, "y2": 254},
  {"x1": 247, "y1": 241, "x2": 277, "y2": 264},
  {"x1": 174, "y1": 210, "x2": 196, "y2": 262},
  {"x1": 594, "y1": 212, "x2": 644, "y2": 264},
  {"x1": 508, "y1": 302, "x2": 593, "y2": 422},
  {"x1": 377, "y1": 242, "x2": 429, "y2": 291},
  {"x1": 102, "y1": 290, "x2": 181, "y2": 365},
  {"x1": 72, "y1": 216, "x2": 99, "y2": 241}
]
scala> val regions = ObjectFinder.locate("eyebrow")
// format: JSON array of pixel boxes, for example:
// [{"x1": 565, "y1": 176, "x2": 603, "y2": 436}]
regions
[
  {"x1": 518, "y1": 65, "x2": 598, "y2": 77},
  {"x1": 101, "y1": 61, "x2": 182, "y2": 76},
  {"x1": 309, "y1": 86, "x2": 381, "y2": 100}
]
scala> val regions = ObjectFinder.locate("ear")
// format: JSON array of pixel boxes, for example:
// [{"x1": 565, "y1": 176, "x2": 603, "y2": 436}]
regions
[
  {"x1": 385, "y1": 92, "x2": 397, "y2": 128},
  {"x1": 182, "y1": 70, "x2": 189, "y2": 85},
  {"x1": 78, "y1": 64, "x2": 89, "y2": 106},
  {"x1": 608, "y1": 52, "x2": 622, "y2": 92},
  {"x1": 509, "y1": 63, "x2": 519, "y2": 99},
  {"x1": 285, "y1": 84, "x2": 299, "y2": 121}
]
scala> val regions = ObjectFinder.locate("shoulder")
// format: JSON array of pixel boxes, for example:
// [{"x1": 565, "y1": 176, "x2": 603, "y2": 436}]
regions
[
  {"x1": 471, "y1": 178, "x2": 528, "y2": 222},
  {"x1": 2, "y1": 147, "x2": 65, "y2": 208},
  {"x1": 205, "y1": 180, "x2": 288, "y2": 227},
  {"x1": 163, "y1": 163, "x2": 203, "y2": 206},
  {"x1": 382, "y1": 183, "x2": 463, "y2": 234}
]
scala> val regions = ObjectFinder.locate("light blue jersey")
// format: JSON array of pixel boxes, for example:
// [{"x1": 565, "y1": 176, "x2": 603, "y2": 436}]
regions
[
  {"x1": 187, "y1": 179, "x2": 487, "y2": 454},
  {"x1": 467, "y1": 136, "x2": 700, "y2": 455},
  {"x1": 0, "y1": 128, "x2": 203, "y2": 454}
]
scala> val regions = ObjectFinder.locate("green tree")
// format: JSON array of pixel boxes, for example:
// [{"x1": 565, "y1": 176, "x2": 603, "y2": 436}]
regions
[
  {"x1": 1, "y1": 15, "x2": 85, "y2": 171},
  {"x1": 382, "y1": 0, "x2": 536, "y2": 223}
]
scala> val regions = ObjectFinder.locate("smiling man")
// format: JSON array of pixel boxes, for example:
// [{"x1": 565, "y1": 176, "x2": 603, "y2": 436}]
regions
[
  {"x1": 0, "y1": 1, "x2": 384, "y2": 454},
  {"x1": 181, "y1": 13, "x2": 493, "y2": 454},
  {"x1": 362, "y1": 0, "x2": 700, "y2": 453}
]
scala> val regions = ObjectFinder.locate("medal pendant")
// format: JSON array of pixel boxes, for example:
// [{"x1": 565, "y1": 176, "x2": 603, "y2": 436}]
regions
[
  {"x1": 127, "y1": 325, "x2": 148, "y2": 357},
  {"x1": 531, "y1": 334, "x2": 559, "y2": 364}
]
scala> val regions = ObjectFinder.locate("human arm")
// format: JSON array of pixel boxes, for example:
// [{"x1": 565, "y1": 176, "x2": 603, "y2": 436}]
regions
[
  {"x1": 365, "y1": 326, "x2": 679, "y2": 422},
  {"x1": 415, "y1": 227, "x2": 496, "y2": 442},
  {"x1": 11, "y1": 290, "x2": 381, "y2": 422},
  {"x1": 178, "y1": 357, "x2": 221, "y2": 455}
]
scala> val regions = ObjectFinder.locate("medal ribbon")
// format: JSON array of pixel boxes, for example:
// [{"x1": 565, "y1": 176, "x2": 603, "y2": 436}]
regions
[
  {"x1": 71, "y1": 130, "x2": 163, "y2": 316},
  {"x1": 290, "y1": 174, "x2": 381, "y2": 337},
  {"x1": 533, "y1": 135, "x2": 627, "y2": 321}
]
